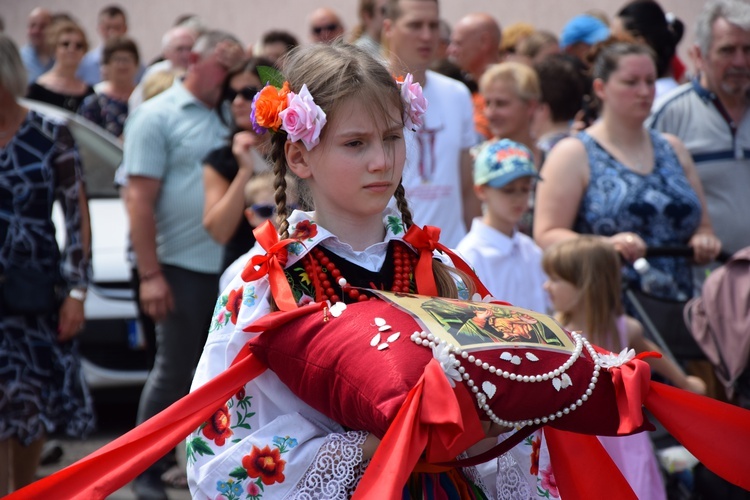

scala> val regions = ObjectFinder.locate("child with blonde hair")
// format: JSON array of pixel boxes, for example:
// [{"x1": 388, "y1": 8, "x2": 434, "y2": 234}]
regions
[{"x1": 542, "y1": 235, "x2": 706, "y2": 499}]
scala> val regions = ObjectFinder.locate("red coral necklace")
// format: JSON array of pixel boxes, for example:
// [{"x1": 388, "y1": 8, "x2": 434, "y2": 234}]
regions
[{"x1": 302, "y1": 242, "x2": 417, "y2": 304}]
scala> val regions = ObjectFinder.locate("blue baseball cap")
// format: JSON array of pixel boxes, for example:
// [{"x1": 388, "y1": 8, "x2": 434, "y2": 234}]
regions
[
  {"x1": 560, "y1": 15, "x2": 610, "y2": 49},
  {"x1": 473, "y1": 139, "x2": 539, "y2": 188}
]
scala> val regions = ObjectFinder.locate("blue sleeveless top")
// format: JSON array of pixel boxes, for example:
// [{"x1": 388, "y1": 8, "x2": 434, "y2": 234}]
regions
[{"x1": 573, "y1": 129, "x2": 701, "y2": 298}]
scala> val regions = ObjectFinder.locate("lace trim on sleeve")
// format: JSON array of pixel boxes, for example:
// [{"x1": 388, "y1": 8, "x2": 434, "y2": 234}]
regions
[
  {"x1": 288, "y1": 431, "x2": 368, "y2": 499},
  {"x1": 497, "y1": 452, "x2": 534, "y2": 500}
]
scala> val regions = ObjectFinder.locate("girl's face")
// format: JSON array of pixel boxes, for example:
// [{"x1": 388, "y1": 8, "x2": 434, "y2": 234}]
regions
[
  {"x1": 229, "y1": 71, "x2": 262, "y2": 131},
  {"x1": 105, "y1": 50, "x2": 138, "y2": 85},
  {"x1": 544, "y1": 274, "x2": 581, "y2": 315},
  {"x1": 596, "y1": 54, "x2": 656, "y2": 122},
  {"x1": 292, "y1": 96, "x2": 406, "y2": 225},
  {"x1": 482, "y1": 79, "x2": 535, "y2": 141}
]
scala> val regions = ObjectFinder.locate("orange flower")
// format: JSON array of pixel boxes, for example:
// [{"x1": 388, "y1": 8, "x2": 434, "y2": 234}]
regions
[
  {"x1": 242, "y1": 445, "x2": 286, "y2": 485},
  {"x1": 202, "y1": 404, "x2": 233, "y2": 446},
  {"x1": 254, "y1": 82, "x2": 290, "y2": 131},
  {"x1": 529, "y1": 434, "x2": 542, "y2": 475}
]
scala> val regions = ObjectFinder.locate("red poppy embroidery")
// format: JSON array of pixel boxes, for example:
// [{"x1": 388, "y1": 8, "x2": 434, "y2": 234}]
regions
[
  {"x1": 242, "y1": 445, "x2": 287, "y2": 485},
  {"x1": 236, "y1": 387, "x2": 246, "y2": 400},
  {"x1": 226, "y1": 286, "x2": 244, "y2": 324},
  {"x1": 291, "y1": 220, "x2": 317, "y2": 240},
  {"x1": 202, "y1": 405, "x2": 233, "y2": 446}
]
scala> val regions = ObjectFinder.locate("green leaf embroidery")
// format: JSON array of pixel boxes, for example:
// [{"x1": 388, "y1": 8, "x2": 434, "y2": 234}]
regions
[
  {"x1": 387, "y1": 215, "x2": 404, "y2": 235},
  {"x1": 228, "y1": 466, "x2": 248, "y2": 480},
  {"x1": 186, "y1": 436, "x2": 215, "y2": 464},
  {"x1": 257, "y1": 66, "x2": 285, "y2": 89}
]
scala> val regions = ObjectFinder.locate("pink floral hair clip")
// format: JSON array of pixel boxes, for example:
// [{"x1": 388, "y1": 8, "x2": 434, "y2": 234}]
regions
[
  {"x1": 397, "y1": 73, "x2": 427, "y2": 131},
  {"x1": 251, "y1": 80, "x2": 327, "y2": 151}
]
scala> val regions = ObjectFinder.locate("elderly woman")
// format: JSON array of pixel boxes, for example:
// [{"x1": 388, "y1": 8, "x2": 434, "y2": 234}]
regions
[
  {"x1": 78, "y1": 36, "x2": 140, "y2": 138},
  {"x1": 26, "y1": 19, "x2": 94, "y2": 112},
  {"x1": 0, "y1": 34, "x2": 94, "y2": 493},
  {"x1": 534, "y1": 42, "x2": 721, "y2": 299}
]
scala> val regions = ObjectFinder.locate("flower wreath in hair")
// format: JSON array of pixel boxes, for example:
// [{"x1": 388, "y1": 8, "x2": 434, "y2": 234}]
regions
[{"x1": 250, "y1": 66, "x2": 427, "y2": 151}]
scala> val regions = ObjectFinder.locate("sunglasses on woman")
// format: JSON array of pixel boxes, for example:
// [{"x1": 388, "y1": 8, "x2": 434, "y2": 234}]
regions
[
  {"x1": 312, "y1": 23, "x2": 340, "y2": 35},
  {"x1": 226, "y1": 86, "x2": 260, "y2": 102},
  {"x1": 59, "y1": 40, "x2": 85, "y2": 50}
]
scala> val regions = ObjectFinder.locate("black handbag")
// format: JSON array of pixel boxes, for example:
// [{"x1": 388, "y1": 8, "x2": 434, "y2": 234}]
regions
[{"x1": 1, "y1": 266, "x2": 60, "y2": 315}]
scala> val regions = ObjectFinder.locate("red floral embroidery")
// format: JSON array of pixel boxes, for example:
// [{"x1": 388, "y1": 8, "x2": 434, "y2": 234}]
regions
[
  {"x1": 242, "y1": 445, "x2": 287, "y2": 485},
  {"x1": 202, "y1": 405, "x2": 233, "y2": 446},
  {"x1": 236, "y1": 387, "x2": 246, "y2": 400},
  {"x1": 529, "y1": 434, "x2": 542, "y2": 475},
  {"x1": 226, "y1": 286, "x2": 244, "y2": 324},
  {"x1": 291, "y1": 220, "x2": 317, "y2": 240}
]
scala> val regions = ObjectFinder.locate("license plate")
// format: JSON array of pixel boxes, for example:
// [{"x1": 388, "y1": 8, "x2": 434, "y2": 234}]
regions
[{"x1": 127, "y1": 319, "x2": 146, "y2": 349}]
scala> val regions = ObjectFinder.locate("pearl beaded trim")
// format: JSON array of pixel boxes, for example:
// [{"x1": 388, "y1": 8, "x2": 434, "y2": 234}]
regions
[{"x1": 410, "y1": 331, "x2": 603, "y2": 429}]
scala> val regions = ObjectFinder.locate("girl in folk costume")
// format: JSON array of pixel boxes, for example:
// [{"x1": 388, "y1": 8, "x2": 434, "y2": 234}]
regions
[{"x1": 186, "y1": 43, "x2": 496, "y2": 498}]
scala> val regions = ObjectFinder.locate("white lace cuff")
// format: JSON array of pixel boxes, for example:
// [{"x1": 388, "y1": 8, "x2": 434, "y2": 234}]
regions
[{"x1": 289, "y1": 431, "x2": 368, "y2": 499}]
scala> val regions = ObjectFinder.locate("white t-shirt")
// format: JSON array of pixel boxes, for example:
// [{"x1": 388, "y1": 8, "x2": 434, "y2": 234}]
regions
[
  {"x1": 402, "y1": 70, "x2": 478, "y2": 248},
  {"x1": 456, "y1": 218, "x2": 551, "y2": 313}
]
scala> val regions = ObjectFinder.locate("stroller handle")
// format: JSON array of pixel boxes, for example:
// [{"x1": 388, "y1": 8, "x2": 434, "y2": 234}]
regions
[{"x1": 646, "y1": 245, "x2": 732, "y2": 263}]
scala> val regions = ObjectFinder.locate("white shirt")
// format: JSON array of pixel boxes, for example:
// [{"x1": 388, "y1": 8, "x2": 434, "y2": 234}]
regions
[
  {"x1": 402, "y1": 70, "x2": 478, "y2": 248},
  {"x1": 456, "y1": 218, "x2": 551, "y2": 313}
]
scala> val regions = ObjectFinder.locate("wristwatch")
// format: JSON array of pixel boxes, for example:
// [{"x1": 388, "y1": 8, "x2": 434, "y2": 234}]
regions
[{"x1": 69, "y1": 287, "x2": 87, "y2": 302}]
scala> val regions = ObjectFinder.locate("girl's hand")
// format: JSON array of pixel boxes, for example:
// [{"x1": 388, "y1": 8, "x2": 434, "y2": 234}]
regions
[
  {"x1": 58, "y1": 295, "x2": 85, "y2": 341},
  {"x1": 232, "y1": 131, "x2": 258, "y2": 173},
  {"x1": 682, "y1": 375, "x2": 707, "y2": 395},
  {"x1": 361, "y1": 433, "x2": 381, "y2": 461},
  {"x1": 689, "y1": 232, "x2": 722, "y2": 265},
  {"x1": 608, "y1": 232, "x2": 646, "y2": 262}
]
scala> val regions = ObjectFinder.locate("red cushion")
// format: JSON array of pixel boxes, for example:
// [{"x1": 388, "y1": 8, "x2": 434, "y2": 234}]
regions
[{"x1": 247, "y1": 292, "x2": 651, "y2": 444}]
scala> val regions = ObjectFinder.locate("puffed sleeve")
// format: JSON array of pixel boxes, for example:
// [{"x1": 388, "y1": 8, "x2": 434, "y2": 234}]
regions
[
  {"x1": 53, "y1": 122, "x2": 90, "y2": 290},
  {"x1": 187, "y1": 268, "x2": 370, "y2": 499}
]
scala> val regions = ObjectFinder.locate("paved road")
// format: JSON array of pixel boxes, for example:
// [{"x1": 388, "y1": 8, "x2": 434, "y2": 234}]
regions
[{"x1": 35, "y1": 388, "x2": 191, "y2": 500}]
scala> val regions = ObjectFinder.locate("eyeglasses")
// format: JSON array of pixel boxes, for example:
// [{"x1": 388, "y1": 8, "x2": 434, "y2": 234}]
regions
[
  {"x1": 59, "y1": 40, "x2": 85, "y2": 51},
  {"x1": 312, "y1": 23, "x2": 340, "y2": 35},
  {"x1": 226, "y1": 86, "x2": 260, "y2": 102},
  {"x1": 250, "y1": 203, "x2": 299, "y2": 218},
  {"x1": 251, "y1": 203, "x2": 276, "y2": 219}
]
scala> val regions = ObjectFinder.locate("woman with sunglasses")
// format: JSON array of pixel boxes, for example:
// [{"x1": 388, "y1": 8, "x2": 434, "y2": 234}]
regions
[
  {"x1": 26, "y1": 20, "x2": 94, "y2": 113},
  {"x1": 202, "y1": 57, "x2": 274, "y2": 273}
]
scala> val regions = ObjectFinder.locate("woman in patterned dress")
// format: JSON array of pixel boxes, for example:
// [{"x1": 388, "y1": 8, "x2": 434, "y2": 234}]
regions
[
  {"x1": 77, "y1": 36, "x2": 140, "y2": 139},
  {"x1": 533, "y1": 42, "x2": 722, "y2": 299},
  {"x1": 0, "y1": 34, "x2": 94, "y2": 494}
]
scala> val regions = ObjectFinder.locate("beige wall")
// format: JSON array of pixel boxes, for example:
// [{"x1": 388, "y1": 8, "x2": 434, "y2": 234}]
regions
[{"x1": 2, "y1": 0, "x2": 705, "y2": 71}]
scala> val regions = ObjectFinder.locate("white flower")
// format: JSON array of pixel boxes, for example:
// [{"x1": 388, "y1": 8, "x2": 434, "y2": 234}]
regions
[
  {"x1": 470, "y1": 293, "x2": 497, "y2": 303},
  {"x1": 432, "y1": 341, "x2": 462, "y2": 388},
  {"x1": 598, "y1": 347, "x2": 637, "y2": 369}
]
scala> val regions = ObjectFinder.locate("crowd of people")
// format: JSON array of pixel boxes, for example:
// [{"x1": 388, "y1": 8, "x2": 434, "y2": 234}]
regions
[{"x1": 2, "y1": 0, "x2": 750, "y2": 498}]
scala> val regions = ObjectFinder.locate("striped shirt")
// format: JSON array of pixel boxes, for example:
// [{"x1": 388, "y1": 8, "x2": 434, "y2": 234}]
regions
[
  {"x1": 648, "y1": 80, "x2": 750, "y2": 254},
  {"x1": 123, "y1": 80, "x2": 227, "y2": 273}
]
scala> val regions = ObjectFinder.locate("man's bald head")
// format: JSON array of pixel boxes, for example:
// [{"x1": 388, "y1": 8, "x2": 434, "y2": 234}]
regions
[
  {"x1": 309, "y1": 7, "x2": 345, "y2": 43},
  {"x1": 447, "y1": 12, "x2": 501, "y2": 79},
  {"x1": 27, "y1": 7, "x2": 52, "y2": 50}
]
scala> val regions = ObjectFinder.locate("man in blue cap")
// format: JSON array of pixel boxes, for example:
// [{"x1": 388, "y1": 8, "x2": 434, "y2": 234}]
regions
[{"x1": 560, "y1": 14, "x2": 610, "y2": 65}]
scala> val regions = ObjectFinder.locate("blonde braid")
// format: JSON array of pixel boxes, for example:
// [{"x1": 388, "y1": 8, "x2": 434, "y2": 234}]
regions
[{"x1": 271, "y1": 134, "x2": 290, "y2": 238}]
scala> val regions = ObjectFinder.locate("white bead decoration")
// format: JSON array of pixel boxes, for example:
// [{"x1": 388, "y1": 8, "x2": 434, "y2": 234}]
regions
[{"x1": 412, "y1": 331, "x2": 609, "y2": 430}]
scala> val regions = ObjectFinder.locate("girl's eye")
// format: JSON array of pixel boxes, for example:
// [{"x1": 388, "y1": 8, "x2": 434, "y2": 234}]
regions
[
  {"x1": 385, "y1": 133, "x2": 403, "y2": 142},
  {"x1": 345, "y1": 140, "x2": 363, "y2": 147}
]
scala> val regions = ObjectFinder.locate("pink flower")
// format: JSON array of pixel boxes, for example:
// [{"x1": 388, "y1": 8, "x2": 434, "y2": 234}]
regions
[
  {"x1": 540, "y1": 465, "x2": 560, "y2": 498},
  {"x1": 246, "y1": 481, "x2": 261, "y2": 496},
  {"x1": 279, "y1": 84, "x2": 327, "y2": 150},
  {"x1": 398, "y1": 73, "x2": 427, "y2": 131}
]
